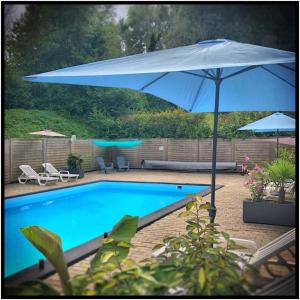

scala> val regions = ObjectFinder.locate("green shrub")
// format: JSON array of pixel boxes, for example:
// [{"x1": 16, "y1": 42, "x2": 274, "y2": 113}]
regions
[
  {"x1": 277, "y1": 146, "x2": 295, "y2": 163},
  {"x1": 120, "y1": 109, "x2": 212, "y2": 138},
  {"x1": 6, "y1": 108, "x2": 292, "y2": 140}
]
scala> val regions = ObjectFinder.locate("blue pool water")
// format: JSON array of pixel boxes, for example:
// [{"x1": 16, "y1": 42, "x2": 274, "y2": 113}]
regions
[{"x1": 5, "y1": 181, "x2": 209, "y2": 277}]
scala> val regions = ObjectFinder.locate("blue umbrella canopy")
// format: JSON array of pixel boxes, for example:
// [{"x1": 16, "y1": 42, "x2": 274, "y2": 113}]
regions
[
  {"x1": 24, "y1": 39, "x2": 296, "y2": 223},
  {"x1": 92, "y1": 139, "x2": 143, "y2": 148},
  {"x1": 238, "y1": 112, "x2": 295, "y2": 132},
  {"x1": 24, "y1": 39, "x2": 295, "y2": 112},
  {"x1": 238, "y1": 112, "x2": 295, "y2": 157}
]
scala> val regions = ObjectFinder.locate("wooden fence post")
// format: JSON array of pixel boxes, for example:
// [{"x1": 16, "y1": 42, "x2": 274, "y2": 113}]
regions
[
  {"x1": 232, "y1": 139, "x2": 236, "y2": 162},
  {"x1": 70, "y1": 138, "x2": 74, "y2": 154},
  {"x1": 197, "y1": 138, "x2": 200, "y2": 162},
  {"x1": 165, "y1": 139, "x2": 169, "y2": 161},
  {"x1": 9, "y1": 139, "x2": 13, "y2": 183},
  {"x1": 91, "y1": 139, "x2": 96, "y2": 170}
]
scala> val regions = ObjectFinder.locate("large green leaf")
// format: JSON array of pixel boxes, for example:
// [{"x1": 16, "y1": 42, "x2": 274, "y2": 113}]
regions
[
  {"x1": 198, "y1": 267, "x2": 206, "y2": 290},
  {"x1": 186, "y1": 201, "x2": 195, "y2": 211},
  {"x1": 20, "y1": 226, "x2": 72, "y2": 295},
  {"x1": 90, "y1": 215, "x2": 138, "y2": 270},
  {"x1": 101, "y1": 251, "x2": 118, "y2": 263},
  {"x1": 108, "y1": 215, "x2": 139, "y2": 242}
]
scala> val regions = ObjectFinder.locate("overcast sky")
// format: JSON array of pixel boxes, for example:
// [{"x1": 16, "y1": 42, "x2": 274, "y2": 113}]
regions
[
  {"x1": 115, "y1": 5, "x2": 129, "y2": 20},
  {"x1": 5, "y1": 4, "x2": 129, "y2": 31}
]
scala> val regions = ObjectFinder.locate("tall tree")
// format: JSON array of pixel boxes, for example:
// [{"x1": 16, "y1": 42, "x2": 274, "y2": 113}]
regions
[
  {"x1": 119, "y1": 4, "x2": 171, "y2": 55},
  {"x1": 5, "y1": 4, "x2": 136, "y2": 117},
  {"x1": 164, "y1": 4, "x2": 296, "y2": 50},
  {"x1": 121, "y1": 4, "x2": 295, "y2": 52}
]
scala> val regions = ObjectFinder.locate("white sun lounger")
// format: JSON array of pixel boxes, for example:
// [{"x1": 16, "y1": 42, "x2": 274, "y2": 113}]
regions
[
  {"x1": 152, "y1": 229, "x2": 295, "y2": 270},
  {"x1": 42, "y1": 163, "x2": 79, "y2": 182},
  {"x1": 248, "y1": 228, "x2": 295, "y2": 269},
  {"x1": 152, "y1": 236, "x2": 258, "y2": 258},
  {"x1": 18, "y1": 165, "x2": 59, "y2": 186},
  {"x1": 254, "y1": 271, "x2": 295, "y2": 296},
  {"x1": 152, "y1": 229, "x2": 295, "y2": 295}
]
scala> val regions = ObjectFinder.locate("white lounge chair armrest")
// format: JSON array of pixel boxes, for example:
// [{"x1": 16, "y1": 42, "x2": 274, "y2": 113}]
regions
[
  {"x1": 39, "y1": 172, "x2": 50, "y2": 177},
  {"x1": 59, "y1": 170, "x2": 70, "y2": 174},
  {"x1": 230, "y1": 238, "x2": 257, "y2": 253},
  {"x1": 152, "y1": 245, "x2": 166, "y2": 258},
  {"x1": 217, "y1": 236, "x2": 258, "y2": 253}
]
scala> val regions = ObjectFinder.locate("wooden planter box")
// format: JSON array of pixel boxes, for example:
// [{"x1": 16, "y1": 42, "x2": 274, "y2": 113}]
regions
[{"x1": 243, "y1": 199, "x2": 295, "y2": 227}]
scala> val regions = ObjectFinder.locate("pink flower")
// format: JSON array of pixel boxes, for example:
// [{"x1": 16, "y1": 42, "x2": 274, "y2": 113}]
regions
[
  {"x1": 245, "y1": 156, "x2": 250, "y2": 161},
  {"x1": 253, "y1": 164, "x2": 262, "y2": 172}
]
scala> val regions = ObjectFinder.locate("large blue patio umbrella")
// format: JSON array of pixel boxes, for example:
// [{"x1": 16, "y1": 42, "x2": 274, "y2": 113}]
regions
[
  {"x1": 238, "y1": 112, "x2": 295, "y2": 156},
  {"x1": 24, "y1": 39, "x2": 295, "y2": 223}
]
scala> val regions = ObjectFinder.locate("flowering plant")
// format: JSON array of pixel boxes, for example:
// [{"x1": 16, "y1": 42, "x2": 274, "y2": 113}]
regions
[
  {"x1": 244, "y1": 158, "x2": 267, "y2": 201},
  {"x1": 242, "y1": 156, "x2": 255, "y2": 174}
]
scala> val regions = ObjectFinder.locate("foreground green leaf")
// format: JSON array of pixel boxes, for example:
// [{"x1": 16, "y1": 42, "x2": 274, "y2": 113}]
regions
[
  {"x1": 198, "y1": 267, "x2": 206, "y2": 290},
  {"x1": 20, "y1": 226, "x2": 72, "y2": 295},
  {"x1": 90, "y1": 215, "x2": 138, "y2": 269}
]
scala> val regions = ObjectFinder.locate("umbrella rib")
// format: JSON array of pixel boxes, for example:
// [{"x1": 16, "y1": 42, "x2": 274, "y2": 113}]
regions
[
  {"x1": 260, "y1": 66, "x2": 295, "y2": 87},
  {"x1": 221, "y1": 65, "x2": 260, "y2": 80},
  {"x1": 189, "y1": 77, "x2": 206, "y2": 112},
  {"x1": 201, "y1": 69, "x2": 215, "y2": 79},
  {"x1": 180, "y1": 71, "x2": 213, "y2": 80},
  {"x1": 279, "y1": 64, "x2": 295, "y2": 72},
  {"x1": 140, "y1": 72, "x2": 170, "y2": 91}
]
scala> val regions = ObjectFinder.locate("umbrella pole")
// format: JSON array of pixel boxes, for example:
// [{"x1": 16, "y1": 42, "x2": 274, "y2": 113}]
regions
[{"x1": 209, "y1": 69, "x2": 222, "y2": 224}]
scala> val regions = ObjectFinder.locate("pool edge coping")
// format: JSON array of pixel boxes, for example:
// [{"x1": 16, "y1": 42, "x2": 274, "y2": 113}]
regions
[
  {"x1": 4, "y1": 180, "x2": 223, "y2": 287},
  {"x1": 5, "y1": 178, "x2": 211, "y2": 199}
]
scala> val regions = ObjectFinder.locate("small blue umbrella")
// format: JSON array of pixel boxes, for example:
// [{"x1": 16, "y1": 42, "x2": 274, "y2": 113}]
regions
[
  {"x1": 24, "y1": 39, "x2": 295, "y2": 223},
  {"x1": 238, "y1": 112, "x2": 295, "y2": 156},
  {"x1": 92, "y1": 139, "x2": 143, "y2": 148}
]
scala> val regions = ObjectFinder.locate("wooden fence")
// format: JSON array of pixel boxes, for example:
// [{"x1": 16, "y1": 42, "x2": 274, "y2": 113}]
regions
[{"x1": 4, "y1": 138, "x2": 281, "y2": 184}]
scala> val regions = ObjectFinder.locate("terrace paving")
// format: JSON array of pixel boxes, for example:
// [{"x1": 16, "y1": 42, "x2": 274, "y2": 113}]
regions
[{"x1": 5, "y1": 170, "x2": 293, "y2": 293}]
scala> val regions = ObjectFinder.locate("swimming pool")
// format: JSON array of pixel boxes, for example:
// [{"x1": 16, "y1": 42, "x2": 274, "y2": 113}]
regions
[{"x1": 5, "y1": 181, "x2": 210, "y2": 278}]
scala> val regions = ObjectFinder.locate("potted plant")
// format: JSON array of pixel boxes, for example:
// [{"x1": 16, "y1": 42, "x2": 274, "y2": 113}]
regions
[
  {"x1": 67, "y1": 154, "x2": 84, "y2": 178},
  {"x1": 243, "y1": 158, "x2": 295, "y2": 227},
  {"x1": 264, "y1": 158, "x2": 295, "y2": 203}
]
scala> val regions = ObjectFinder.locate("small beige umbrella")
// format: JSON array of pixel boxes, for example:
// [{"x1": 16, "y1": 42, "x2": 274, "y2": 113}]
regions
[{"x1": 29, "y1": 129, "x2": 66, "y2": 170}]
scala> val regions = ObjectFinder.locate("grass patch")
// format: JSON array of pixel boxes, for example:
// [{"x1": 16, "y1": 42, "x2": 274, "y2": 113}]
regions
[{"x1": 4, "y1": 109, "x2": 96, "y2": 139}]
